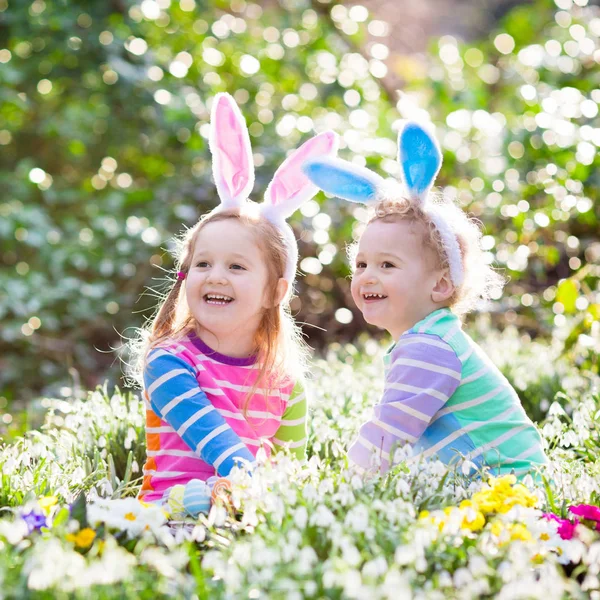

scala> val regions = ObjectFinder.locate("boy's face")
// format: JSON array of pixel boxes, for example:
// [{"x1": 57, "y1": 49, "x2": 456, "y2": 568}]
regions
[{"x1": 350, "y1": 218, "x2": 442, "y2": 340}]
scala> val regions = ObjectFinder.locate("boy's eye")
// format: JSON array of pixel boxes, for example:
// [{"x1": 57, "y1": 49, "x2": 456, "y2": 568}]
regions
[
  {"x1": 382, "y1": 261, "x2": 395, "y2": 268},
  {"x1": 230, "y1": 264, "x2": 246, "y2": 270}
]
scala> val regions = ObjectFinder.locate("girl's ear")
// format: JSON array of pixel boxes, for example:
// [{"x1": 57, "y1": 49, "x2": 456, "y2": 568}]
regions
[
  {"x1": 209, "y1": 93, "x2": 255, "y2": 209},
  {"x1": 262, "y1": 131, "x2": 339, "y2": 221},
  {"x1": 430, "y1": 269, "x2": 455, "y2": 304},
  {"x1": 397, "y1": 121, "x2": 442, "y2": 205},
  {"x1": 264, "y1": 278, "x2": 289, "y2": 308},
  {"x1": 301, "y1": 156, "x2": 385, "y2": 204}
]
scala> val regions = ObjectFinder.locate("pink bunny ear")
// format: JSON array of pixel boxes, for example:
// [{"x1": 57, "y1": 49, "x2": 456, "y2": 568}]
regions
[
  {"x1": 262, "y1": 131, "x2": 338, "y2": 220},
  {"x1": 209, "y1": 93, "x2": 254, "y2": 209}
]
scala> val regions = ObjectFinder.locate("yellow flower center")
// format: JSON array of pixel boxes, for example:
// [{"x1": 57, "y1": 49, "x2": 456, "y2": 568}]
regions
[{"x1": 124, "y1": 512, "x2": 137, "y2": 521}]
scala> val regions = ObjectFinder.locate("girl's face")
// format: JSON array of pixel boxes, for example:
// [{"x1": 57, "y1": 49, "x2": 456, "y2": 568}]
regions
[
  {"x1": 350, "y1": 218, "x2": 443, "y2": 340},
  {"x1": 185, "y1": 219, "x2": 276, "y2": 351}
]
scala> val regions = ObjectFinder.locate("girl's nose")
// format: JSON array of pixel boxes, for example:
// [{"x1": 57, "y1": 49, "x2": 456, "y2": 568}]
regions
[{"x1": 206, "y1": 266, "x2": 228, "y2": 285}]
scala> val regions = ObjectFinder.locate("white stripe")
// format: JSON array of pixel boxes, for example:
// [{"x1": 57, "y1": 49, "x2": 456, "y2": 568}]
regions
[
  {"x1": 216, "y1": 409, "x2": 245, "y2": 421},
  {"x1": 395, "y1": 336, "x2": 452, "y2": 352},
  {"x1": 147, "y1": 369, "x2": 189, "y2": 395},
  {"x1": 147, "y1": 349, "x2": 170, "y2": 364},
  {"x1": 177, "y1": 405, "x2": 214, "y2": 437},
  {"x1": 280, "y1": 416, "x2": 306, "y2": 427},
  {"x1": 142, "y1": 470, "x2": 186, "y2": 478},
  {"x1": 273, "y1": 437, "x2": 306, "y2": 449},
  {"x1": 430, "y1": 385, "x2": 505, "y2": 423},
  {"x1": 502, "y1": 445, "x2": 543, "y2": 465},
  {"x1": 213, "y1": 442, "x2": 248, "y2": 471},
  {"x1": 241, "y1": 437, "x2": 261, "y2": 447},
  {"x1": 286, "y1": 392, "x2": 305, "y2": 407},
  {"x1": 386, "y1": 401, "x2": 431, "y2": 422},
  {"x1": 417, "y1": 310, "x2": 447, "y2": 334},
  {"x1": 371, "y1": 418, "x2": 417, "y2": 444},
  {"x1": 247, "y1": 410, "x2": 281, "y2": 420},
  {"x1": 443, "y1": 326, "x2": 460, "y2": 343},
  {"x1": 464, "y1": 425, "x2": 529, "y2": 462},
  {"x1": 146, "y1": 449, "x2": 197, "y2": 458},
  {"x1": 146, "y1": 426, "x2": 175, "y2": 434},
  {"x1": 415, "y1": 406, "x2": 518, "y2": 460},
  {"x1": 195, "y1": 423, "x2": 230, "y2": 454},
  {"x1": 391, "y1": 358, "x2": 461, "y2": 380},
  {"x1": 461, "y1": 365, "x2": 488, "y2": 385},
  {"x1": 385, "y1": 382, "x2": 449, "y2": 403},
  {"x1": 161, "y1": 388, "x2": 198, "y2": 416},
  {"x1": 213, "y1": 379, "x2": 285, "y2": 398},
  {"x1": 356, "y1": 435, "x2": 390, "y2": 461},
  {"x1": 458, "y1": 347, "x2": 474, "y2": 363},
  {"x1": 201, "y1": 387, "x2": 226, "y2": 396}
]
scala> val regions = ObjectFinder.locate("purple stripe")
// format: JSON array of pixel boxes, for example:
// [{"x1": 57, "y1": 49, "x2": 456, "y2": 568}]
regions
[
  {"x1": 361, "y1": 421, "x2": 400, "y2": 454},
  {"x1": 188, "y1": 332, "x2": 257, "y2": 366},
  {"x1": 373, "y1": 405, "x2": 429, "y2": 439}
]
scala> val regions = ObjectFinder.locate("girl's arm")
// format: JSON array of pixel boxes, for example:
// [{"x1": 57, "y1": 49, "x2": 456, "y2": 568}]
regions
[
  {"x1": 347, "y1": 334, "x2": 461, "y2": 472},
  {"x1": 272, "y1": 380, "x2": 308, "y2": 461},
  {"x1": 144, "y1": 348, "x2": 255, "y2": 476}
]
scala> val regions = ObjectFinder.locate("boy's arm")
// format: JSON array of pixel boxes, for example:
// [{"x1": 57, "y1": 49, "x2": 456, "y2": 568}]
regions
[
  {"x1": 272, "y1": 380, "x2": 308, "y2": 461},
  {"x1": 144, "y1": 348, "x2": 255, "y2": 476},
  {"x1": 347, "y1": 335, "x2": 461, "y2": 472}
]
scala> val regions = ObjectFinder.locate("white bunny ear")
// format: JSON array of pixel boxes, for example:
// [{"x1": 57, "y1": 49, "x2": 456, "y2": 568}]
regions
[
  {"x1": 261, "y1": 131, "x2": 339, "y2": 222},
  {"x1": 209, "y1": 93, "x2": 254, "y2": 209}
]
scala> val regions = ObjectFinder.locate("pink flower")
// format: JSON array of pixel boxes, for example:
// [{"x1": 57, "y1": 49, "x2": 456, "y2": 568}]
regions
[
  {"x1": 542, "y1": 512, "x2": 579, "y2": 540},
  {"x1": 568, "y1": 504, "x2": 600, "y2": 531}
]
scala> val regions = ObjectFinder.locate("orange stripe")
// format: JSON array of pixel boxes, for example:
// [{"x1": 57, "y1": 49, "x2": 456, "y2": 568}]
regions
[
  {"x1": 146, "y1": 410, "x2": 161, "y2": 427},
  {"x1": 146, "y1": 433, "x2": 161, "y2": 452}
]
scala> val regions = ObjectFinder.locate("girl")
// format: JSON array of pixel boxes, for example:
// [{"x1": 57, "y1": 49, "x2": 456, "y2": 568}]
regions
[
  {"x1": 302, "y1": 121, "x2": 547, "y2": 478},
  {"x1": 133, "y1": 93, "x2": 338, "y2": 514}
]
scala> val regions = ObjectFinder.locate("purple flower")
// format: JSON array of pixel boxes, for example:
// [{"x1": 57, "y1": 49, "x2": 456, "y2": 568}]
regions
[
  {"x1": 542, "y1": 512, "x2": 579, "y2": 540},
  {"x1": 20, "y1": 510, "x2": 47, "y2": 533},
  {"x1": 568, "y1": 504, "x2": 600, "y2": 531}
]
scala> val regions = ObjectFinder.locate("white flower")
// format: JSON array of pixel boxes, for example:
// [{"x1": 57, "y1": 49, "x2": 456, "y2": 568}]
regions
[
  {"x1": 311, "y1": 505, "x2": 335, "y2": 528},
  {"x1": 345, "y1": 504, "x2": 369, "y2": 533},
  {"x1": 293, "y1": 505, "x2": 308, "y2": 529},
  {"x1": 87, "y1": 498, "x2": 167, "y2": 539}
]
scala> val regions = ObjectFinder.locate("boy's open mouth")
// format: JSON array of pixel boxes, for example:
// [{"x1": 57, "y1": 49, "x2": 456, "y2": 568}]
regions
[
  {"x1": 362, "y1": 293, "x2": 387, "y2": 302},
  {"x1": 204, "y1": 294, "x2": 234, "y2": 306}
]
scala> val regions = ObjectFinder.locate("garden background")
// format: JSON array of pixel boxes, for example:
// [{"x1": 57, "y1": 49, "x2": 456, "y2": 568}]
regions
[{"x1": 1, "y1": 0, "x2": 600, "y2": 598}]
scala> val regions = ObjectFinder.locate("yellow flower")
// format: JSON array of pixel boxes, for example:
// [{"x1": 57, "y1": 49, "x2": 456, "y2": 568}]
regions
[
  {"x1": 66, "y1": 528, "x2": 96, "y2": 548},
  {"x1": 461, "y1": 510, "x2": 485, "y2": 532},
  {"x1": 38, "y1": 495, "x2": 58, "y2": 515},
  {"x1": 508, "y1": 523, "x2": 532, "y2": 542},
  {"x1": 418, "y1": 510, "x2": 430, "y2": 520},
  {"x1": 490, "y1": 520, "x2": 504, "y2": 537}
]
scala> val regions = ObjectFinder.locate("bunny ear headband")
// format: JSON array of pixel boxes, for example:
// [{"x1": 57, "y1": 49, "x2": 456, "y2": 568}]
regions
[
  {"x1": 207, "y1": 92, "x2": 339, "y2": 289},
  {"x1": 301, "y1": 122, "x2": 464, "y2": 287}
]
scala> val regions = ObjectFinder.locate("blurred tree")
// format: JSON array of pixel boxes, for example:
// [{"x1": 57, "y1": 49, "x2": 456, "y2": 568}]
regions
[{"x1": 0, "y1": 0, "x2": 598, "y2": 407}]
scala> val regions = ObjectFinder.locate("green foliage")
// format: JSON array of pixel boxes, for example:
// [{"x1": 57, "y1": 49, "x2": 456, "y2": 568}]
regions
[{"x1": 1, "y1": 0, "x2": 599, "y2": 409}]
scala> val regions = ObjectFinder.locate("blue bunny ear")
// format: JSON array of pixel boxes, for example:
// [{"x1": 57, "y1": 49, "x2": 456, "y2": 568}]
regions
[
  {"x1": 301, "y1": 156, "x2": 384, "y2": 204},
  {"x1": 397, "y1": 121, "x2": 442, "y2": 205}
]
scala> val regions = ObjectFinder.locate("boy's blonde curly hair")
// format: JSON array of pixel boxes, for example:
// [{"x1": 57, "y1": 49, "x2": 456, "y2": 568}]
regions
[{"x1": 350, "y1": 196, "x2": 506, "y2": 316}]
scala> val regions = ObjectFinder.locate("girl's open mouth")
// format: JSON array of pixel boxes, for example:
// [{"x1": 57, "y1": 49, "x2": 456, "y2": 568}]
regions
[{"x1": 204, "y1": 294, "x2": 234, "y2": 306}]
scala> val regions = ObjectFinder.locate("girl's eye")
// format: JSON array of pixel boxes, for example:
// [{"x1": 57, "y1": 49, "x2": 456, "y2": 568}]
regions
[
  {"x1": 355, "y1": 262, "x2": 366, "y2": 269},
  {"x1": 382, "y1": 261, "x2": 395, "y2": 268},
  {"x1": 230, "y1": 264, "x2": 246, "y2": 271},
  {"x1": 196, "y1": 261, "x2": 209, "y2": 268}
]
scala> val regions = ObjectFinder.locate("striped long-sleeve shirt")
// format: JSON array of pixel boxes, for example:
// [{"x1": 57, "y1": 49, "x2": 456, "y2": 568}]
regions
[
  {"x1": 348, "y1": 308, "x2": 547, "y2": 477},
  {"x1": 139, "y1": 331, "x2": 307, "y2": 502}
]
